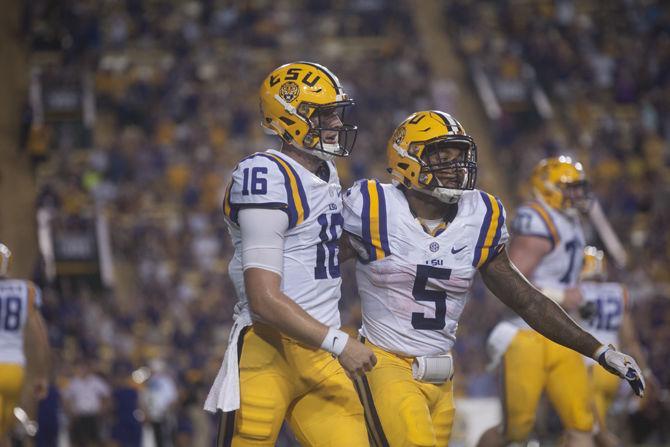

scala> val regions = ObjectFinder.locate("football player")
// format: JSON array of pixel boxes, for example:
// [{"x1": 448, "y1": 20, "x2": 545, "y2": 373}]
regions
[
  {"x1": 477, "y1": 157, "x2": 636, "y2": 447},
  {"x1": 340, "y1": 112, "x2": 645, "y2": 447},
  {"x1": 578, "y1": 247, "x2": 658, "y2": 447},
  {"x1": 204, "y1": 62, "x2": 376, "y2": 446},
  {"x1": 0, "y1": 243, "x2": 49, "y2": 445}
]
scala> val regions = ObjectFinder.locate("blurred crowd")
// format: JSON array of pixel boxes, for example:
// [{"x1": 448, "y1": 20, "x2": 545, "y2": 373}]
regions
[
  {"x1": 22, "y1": 0, "x2": 434, "y2": 445},
  {"x1": 13, "y1": 0, "x2": 670, "y2": 445}
]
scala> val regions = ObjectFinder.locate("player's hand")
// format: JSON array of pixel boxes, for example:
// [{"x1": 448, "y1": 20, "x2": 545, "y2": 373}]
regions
[
  {"x1": 562, "y1": 287, "x2": 583, "y2": 311},
  {"x1": 338, "y1": 338, "x2": 377, "y2": 377},
  {"x1": 597, "y1": 345, "x2": 645, "y2": 397}
]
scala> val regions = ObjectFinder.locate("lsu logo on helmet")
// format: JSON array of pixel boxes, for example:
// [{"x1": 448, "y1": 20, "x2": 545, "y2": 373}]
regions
[
  {"x1": 387, "y1": 110, "x2": 477, "y2": 204},
  {"x1": 259, "y1": 62, "x2": 357, "y2": 159}
]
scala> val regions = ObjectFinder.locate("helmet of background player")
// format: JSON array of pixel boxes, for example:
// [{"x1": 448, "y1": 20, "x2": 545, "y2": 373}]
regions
[
  {"x1": 259, "y1": 62, "x2": 357, "y2": 161},
  {"x1": 0, "y1": 243, "x2": 11, "y2": 277},
  {"x1": 386, "y1": 110, "x2": 477, "y2": 204},
  {"x1": 531, "y1": 156, "x2": 590, "y2": 213},
  {"x1": 580, "y1": 246, "x2": 607, "y2": 281}
]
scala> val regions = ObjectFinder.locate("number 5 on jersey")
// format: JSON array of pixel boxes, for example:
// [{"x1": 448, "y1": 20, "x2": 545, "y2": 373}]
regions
[{"x1": 412, "y1": 265, "x2": 451, "y2": 330}]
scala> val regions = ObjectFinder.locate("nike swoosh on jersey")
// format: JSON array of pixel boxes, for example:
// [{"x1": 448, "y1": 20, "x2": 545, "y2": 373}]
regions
[{"x1": 451, "y1": 246, "x2": 467, "y2": 254}]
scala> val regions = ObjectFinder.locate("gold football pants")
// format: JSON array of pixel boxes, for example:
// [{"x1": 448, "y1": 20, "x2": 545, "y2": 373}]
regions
[
  {"x1": 0, "y1": 363, "x2": 25, "y2": 437},
  {"x1": 354, "y1": 339, "x2": 455, "y2": 447},
  {"x1": 216, "y1": 323, "x2": 368, "y2": 447},
  {"x1": 502, "y1": 330, "x2": 593, "y2": 441}
]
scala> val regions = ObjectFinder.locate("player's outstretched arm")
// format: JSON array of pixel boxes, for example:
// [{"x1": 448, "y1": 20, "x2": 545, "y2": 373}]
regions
[{"x1": 480, "y1": 247, "x2": 645, "y2": 396}]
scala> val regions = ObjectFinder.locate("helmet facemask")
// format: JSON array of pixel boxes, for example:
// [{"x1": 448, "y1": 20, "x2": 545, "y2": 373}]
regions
[
  {"x1": 559, "y1": 180, "x2": 591, "y2": 213},
  {"x1": 415, "y1": 136, "x2": 477, "y2": 203},
  {"x1": 300, "y1": 101, "x2": 357, "y2": 160}
]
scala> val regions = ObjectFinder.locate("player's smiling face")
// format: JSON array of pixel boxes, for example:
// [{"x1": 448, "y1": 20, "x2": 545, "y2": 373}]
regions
[
  {"x1": 310, "y1": 108, "x2": 342, "y2": 145},
  {"x1": 423, "y1": 144, "x2": 465, "y2": 189}
]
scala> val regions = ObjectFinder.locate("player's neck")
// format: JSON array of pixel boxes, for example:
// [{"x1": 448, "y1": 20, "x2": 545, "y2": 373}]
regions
[
  {"x1": 404, "y1": 188, "x2": 456, "y2": 221},
  {"x1": 279, "y1": 143, "x2": 325, "y2": 174}
]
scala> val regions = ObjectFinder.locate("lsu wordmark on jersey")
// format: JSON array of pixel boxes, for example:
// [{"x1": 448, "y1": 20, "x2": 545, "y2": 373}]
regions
[
  {"x1": 343, "y1": 179, "x2": 508, "y2": 446},
  {"x1": 207, "y1": 149, "x2": 368, "y2": 446},
  {"x1": 0, "y1": 279, "x2": 41, "y2": 436}
]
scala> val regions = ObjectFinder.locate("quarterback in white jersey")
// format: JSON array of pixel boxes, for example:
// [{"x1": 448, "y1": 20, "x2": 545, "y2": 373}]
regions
[
  {"x1": 578, "y1": 247, "x2": 657, "y2": 447},
  {"x1": 0, "y1": 244, "x2": 49, "y2": 442},
  {"x1": 204, "y1": 62, "x2": 375, "y2": 447},
  {"x1": 341, "y1": 111, "x2": 645, "y2": 447}
]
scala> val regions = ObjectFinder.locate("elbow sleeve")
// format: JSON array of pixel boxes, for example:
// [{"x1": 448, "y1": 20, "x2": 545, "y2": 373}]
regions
[{"x1": 238, "y1": 208, "x2": 288, "y2": 276}]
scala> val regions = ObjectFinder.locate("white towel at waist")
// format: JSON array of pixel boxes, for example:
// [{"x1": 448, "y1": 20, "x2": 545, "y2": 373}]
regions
[
  {"x1": 485, "y1": 320, "x2": 520, "y2": 372},
  {"x1": 204, "y1": 311, "x2": 252, "y2": 413}
]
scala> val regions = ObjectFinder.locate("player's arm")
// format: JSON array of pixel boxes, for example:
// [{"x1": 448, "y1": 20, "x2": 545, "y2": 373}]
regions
[
  {"x1": 24, "y1": 283, "x2": 50, "y2": 399},
  {"x1": 239, "y1": 208, "x2": 376, "y2": 375},
  {"x1": 508, "y1": 235, "x2": 581, "y2": 310},
  {"x1": 481, "y1": 247, "x2": 645, "y2": 395},
  {"x1": 338, "y1": 232, "x2": 357, "y2": 263}
]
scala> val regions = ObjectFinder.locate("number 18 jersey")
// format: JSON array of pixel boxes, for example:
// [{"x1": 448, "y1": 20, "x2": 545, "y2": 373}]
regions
[
  {"x1": 224, "y1": 149, "x2": 344, "y2": 327},
  {"x1": 343, "y1": 181, "x2": 509, "y2": 357},
  {"x1": 0, "y1": 279, "x2": 41, "y2": 365}
]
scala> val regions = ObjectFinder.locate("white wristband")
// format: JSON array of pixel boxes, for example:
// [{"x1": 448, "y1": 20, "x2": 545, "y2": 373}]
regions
[
  {"x1": 593, "y1": 344, "x2": 610, "y2": 361},
  {"x1": 320, "y1": 327, "x2": 349, "y2": 356}
]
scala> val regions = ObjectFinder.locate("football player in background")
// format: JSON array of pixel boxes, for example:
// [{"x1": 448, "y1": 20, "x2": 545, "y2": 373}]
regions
[
  {"x1": 340, "y1": 112, "x2": 645, "y2": 447},
  {"x1": 204, "y1": 62, "x2": 375, "y2": 446},
  {"x1": 0, "y1": 243, "x2": 49, "y2": 446},
  {"x1": 478, "y1": 157, "x2": 624, "y2": 447},
  {"x1": 578, "y1": 246, "x2": 658, "y2": 447}
]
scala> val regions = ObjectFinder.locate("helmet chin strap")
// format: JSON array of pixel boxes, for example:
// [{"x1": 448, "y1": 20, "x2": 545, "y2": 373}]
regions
[
  {"x1": 415, "y1": 185, "x2": 463, "y2": 204},
  {"x1": 294, "y1": 144, "x2": 335, "y2": 162}
]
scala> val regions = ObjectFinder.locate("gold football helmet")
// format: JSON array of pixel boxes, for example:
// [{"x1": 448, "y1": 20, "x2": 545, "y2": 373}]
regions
[
  {"x1": 387, "y1": 110, "x2": 477, "y2": 203},
  {"x1": 581, "y1": 246, "x2": 607, "y2": 281},
  {"x1": 0, "y1": 243, "x2": 11, "y2": 277},
  {"x1": 531, "y1": 156, "x2": 589, "y2": 211},
  {"x1": 259, "y1": 61, "x2": 357, "y2": 159}
]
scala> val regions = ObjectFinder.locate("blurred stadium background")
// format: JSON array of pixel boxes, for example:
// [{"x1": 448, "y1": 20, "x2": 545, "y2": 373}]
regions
[{"x1": 0, "y1": 0, "x2": 669, "y2": 446}]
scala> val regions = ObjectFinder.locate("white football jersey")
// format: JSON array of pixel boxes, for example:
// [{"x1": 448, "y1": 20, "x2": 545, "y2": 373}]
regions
[
  {"x1": 579, "y1": 281, "x2": 627, "y2": 351},
  {"x1": 511, "y1": 200, "x2": 585, "y2": 290},
  {"x1": 224, "y1": 149, "x2": 343, "y2": 327},
  {"x1": 508, "y1": 200, "x2": 585, "y2": 328},
  {"x1": 0, "y1": 279, "x2": 41, "y2": 365},
  {"x1": 343, "y1": 180, "x2": 509, "y2": 357}
]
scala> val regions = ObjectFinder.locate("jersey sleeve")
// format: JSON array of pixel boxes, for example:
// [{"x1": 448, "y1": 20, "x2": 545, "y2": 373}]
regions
[
  {"x1": 223, "y1": 153, "x2": 310, "y2": 229},
  {"x1": 511, "y1": 203, "x2": 560, "y2": 249},
  {"x1": 473, "y1": 192, "x2": 509, "y2": 268},
  {"x1": 342, "y1": 179, "x2": 391, "y2": 262}
]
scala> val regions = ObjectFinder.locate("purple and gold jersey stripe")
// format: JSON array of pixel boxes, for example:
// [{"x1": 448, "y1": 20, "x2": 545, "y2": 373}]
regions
[
  {"x1": 473, "y1": 192, "x2": 505, "y2": 268},
  {"x1": 528, "y1": 201, "x2": 560, "y2": 247},
  {"x1": 360, "y1": 180, "x2": 391, "y2": 262},
  {"x1": 257, "y1": 153, "x2": 310, "y2": 228}
]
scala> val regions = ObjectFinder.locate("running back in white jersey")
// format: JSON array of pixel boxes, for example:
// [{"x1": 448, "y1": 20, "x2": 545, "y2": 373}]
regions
[
  {"x1": 579, "y1": 281, "x2": 627, "y2": 352},
  {"x1": 223, "y1": 149, "x2": 343, "y2": 327},
  {"x1": 343, "y1": 180, "x2": 509, "y2": 357},
  {"x1": 0, "y1": 279, "x2": 41, "y2": 365},
  {"x1": 512, "y1": 200, "x2": 585, "y2": 290}
]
